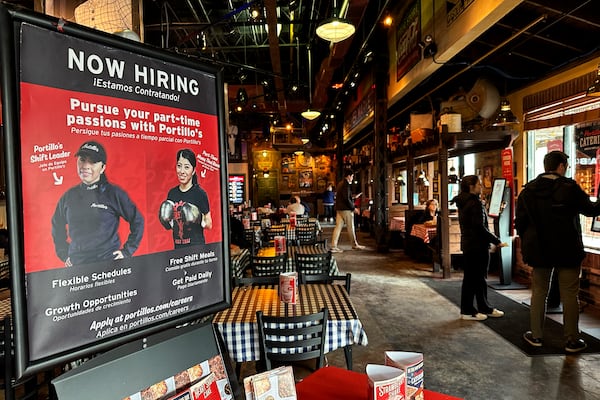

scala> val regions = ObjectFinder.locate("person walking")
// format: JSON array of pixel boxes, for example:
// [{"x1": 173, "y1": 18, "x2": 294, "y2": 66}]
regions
[
  {"x1": 516, "y1": 150, "x2": 600, "y2": 353},
  {"x1": 322, "y1": 183, "x2": 335, "y2": 223},
  {"x1": 453, "y1": 175, "x2": 506, "y2": 321},
  {"x1": 330, "y1": 169, "x2": 365, "y2": 253}
]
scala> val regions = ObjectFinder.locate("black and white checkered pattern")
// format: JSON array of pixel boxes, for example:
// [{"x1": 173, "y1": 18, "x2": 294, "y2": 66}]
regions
[
  {"x1": 230, "y1": 246, "x2": 340, "y2": 279},
  {"x1": 213, "y1": 284, "x2": 368, "y2": 362}
]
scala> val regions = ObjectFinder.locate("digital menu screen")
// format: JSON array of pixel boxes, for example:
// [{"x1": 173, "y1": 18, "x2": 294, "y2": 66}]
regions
[{"x1": 228, "y1": 174, "x2": 245, "y2": 204}]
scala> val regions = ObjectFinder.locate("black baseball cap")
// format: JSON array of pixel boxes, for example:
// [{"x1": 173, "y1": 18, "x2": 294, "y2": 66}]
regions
[{"x1": 76, "y1": 141, "x2": 106, "y2": 163}]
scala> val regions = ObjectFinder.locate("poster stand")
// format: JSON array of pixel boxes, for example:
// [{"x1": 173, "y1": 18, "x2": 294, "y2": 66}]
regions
[
  {"x1": 51, "y1": 321, "x2": 241, "y2": 400},
  {"x1": 488, "y1": 186, "x2": 526, "y2": 290}
]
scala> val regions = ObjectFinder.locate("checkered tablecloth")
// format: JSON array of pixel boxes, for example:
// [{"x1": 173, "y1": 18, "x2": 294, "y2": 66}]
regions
[
  {"x1": 389, "y1": 216, "x2": 405, "y2": 232},
  {"x1": 0, "y1": 298, "x2": 11, "y2": 320},
  {"x1": 213, "y1": 284, "x2": 368, "y2": 362},
  {"x1": 410, "y1": 224, "x2": 437, "y2": 243},
  {"x1": 230, "y1": 248, "x2": 252, "y2": 279}
]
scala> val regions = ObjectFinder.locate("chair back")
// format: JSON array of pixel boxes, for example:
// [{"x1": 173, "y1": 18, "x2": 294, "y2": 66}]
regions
[
  {"x1": 265, "y1": 225, "x2": 287, "y2": 244},
  {"x1": 299, "y1": 272, "x2": 352, "y2": 294},
  {"x1": 243, "y1": 228, "x2": 260, "y2": 255},
  {"x1": 256, "y1": 307, "x2": 329, "y2": 371},
  {"x1": 295, "y1": 224, "x2": 318, "y2": 246},
  {"x1": 252, "y1": 253, "x2": 288, "y2": 277},
  {"x1": 233, "y1": 276, "x2": 279, "y2": 287},
  {"x1": 295, "y1": 251, "x2": 331, "y2": 276}
]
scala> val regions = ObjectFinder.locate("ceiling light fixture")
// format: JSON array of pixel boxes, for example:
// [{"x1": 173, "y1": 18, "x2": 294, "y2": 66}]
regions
[
  {"x1": 382, "y1": 12, "x2": 393, "y2": 27},
  {"x1": 236, "y1": 87, "x2": 248, "y2": 106},
  {"x1": 302, "y1": 45, "x2": 321, "y2": 120},
  {"x1": 249, "y1": 2, "x2": 263, "y2": 21},
  {"x1": 492, "y1": 98, "x2": 519, "y2": 126},
  {"x1": 316, "y1": 0, "x2": 355, "y2": 43},
  {"x1": 586, "y1": 63, "x2": 600, "y2": 97}
]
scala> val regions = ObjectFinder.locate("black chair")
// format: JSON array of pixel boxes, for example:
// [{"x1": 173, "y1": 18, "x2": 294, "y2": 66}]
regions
[
  {"x1": 299, "y1": 272, "x2": 352, "y2": 295},
  {"x1": 233, "y1": 276, "x2": 279, "y2": 287},
  {"x1": 1, "y1": 316, "x2": 13, "y2": 400},
  {"x1": 256, "y1": 307, "x2": 329, "y2": 372},
  {"x1": 251, "y1": 253, "x2": 288, "y2": 277},
  {"x1": 295, "y1": 251, "x2": 332, "y2": 276},
  {"x1": 264, "y1": 225, "x2": 287, "y2": 246},
  {"x1": 243, "y1": 228, "x2": 260, "y2": 255},
  {"x1": 295, "y1": 224, "x2": 318, "y2": 246}
]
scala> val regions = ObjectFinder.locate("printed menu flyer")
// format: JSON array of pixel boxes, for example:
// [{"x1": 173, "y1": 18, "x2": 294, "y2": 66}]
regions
[
  {"x1": 243, "y1": 366, "x2": 297, "y2": 400},
  {"x1": 123, "y1": 355, "x2": 232, "y2": 400}
]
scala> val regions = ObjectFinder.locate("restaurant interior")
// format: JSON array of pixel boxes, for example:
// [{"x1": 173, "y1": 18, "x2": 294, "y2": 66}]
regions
[{"x1": 1, "y1": 0, "x2": 600, "y2": 399}]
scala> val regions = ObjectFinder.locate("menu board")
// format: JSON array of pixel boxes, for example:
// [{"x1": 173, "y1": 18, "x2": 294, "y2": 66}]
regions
[{"x1": 228, "y1": 174, "x2": 246, "y2": 204}]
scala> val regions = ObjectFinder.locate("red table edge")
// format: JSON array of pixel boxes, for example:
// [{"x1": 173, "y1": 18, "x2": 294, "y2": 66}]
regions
[{"x1": 295, "y1": 366, "x2": 463, "y2": 400}]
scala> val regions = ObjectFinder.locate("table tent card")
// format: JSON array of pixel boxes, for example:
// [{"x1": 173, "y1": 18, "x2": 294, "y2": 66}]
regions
[
  {"x1": 366, "y1": 364, "x2": 405, "y2": 400},
  {"x1": 384, "y1": 351, "x2": 424, "y2": 400}
]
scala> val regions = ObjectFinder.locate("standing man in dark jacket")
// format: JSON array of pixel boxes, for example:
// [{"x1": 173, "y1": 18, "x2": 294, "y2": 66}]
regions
[
  {"x1": 516, "y1": 150, "x2": 600, "y2": 352},
  {"x1": 330, "y1": 169, "x2": 365, "y2": 253}
]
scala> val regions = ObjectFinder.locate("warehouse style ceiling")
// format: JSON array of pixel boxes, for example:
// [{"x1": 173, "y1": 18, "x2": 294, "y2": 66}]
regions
[{"x1": 3, "y1": 0, "x2": 600, "y2": 145}]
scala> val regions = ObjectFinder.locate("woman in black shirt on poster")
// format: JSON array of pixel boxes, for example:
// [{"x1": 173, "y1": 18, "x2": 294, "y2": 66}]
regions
[
  {"x1": 159, "y1": 149, "x2": 213, "y2": 248},
  {"x1": 453, "y1": 175, "x2": 507, "y2": 321}
]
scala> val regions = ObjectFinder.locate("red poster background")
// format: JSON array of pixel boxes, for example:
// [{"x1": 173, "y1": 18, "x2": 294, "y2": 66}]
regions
[{"x1": 20, "y1": 84, "x2": 223, "y2": 272}]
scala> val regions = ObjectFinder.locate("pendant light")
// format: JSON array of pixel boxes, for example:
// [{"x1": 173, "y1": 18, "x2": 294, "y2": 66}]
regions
[
  {"x1": 492, "y1": 98, "x2": 519, "y2": 126},
  {"x1": 301, "y1": 45, "x2": 321, "y2": 120},
  {"x1": 316, "y1": 0, "x2": 356, "y2": 43}
]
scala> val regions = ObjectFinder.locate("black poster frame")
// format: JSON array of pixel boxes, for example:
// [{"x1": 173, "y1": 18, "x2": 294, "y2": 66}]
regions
[{"x1": 0, "y1": 4, "x2": 231, "y2": 379}]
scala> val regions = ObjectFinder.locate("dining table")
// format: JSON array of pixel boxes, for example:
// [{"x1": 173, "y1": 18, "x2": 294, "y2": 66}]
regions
[
  {"x1": 295, "y1": 366, "x2": 464, "y2": 400},
  {"x1": 212, "y1": 284, "x2": 368, "y2": 370},
  {"x1": 389, "y1": 216, "x2": 405, "y2": 232},
  {"x1": 410, "y1": 223, "x2": 438, "y2": 244}
]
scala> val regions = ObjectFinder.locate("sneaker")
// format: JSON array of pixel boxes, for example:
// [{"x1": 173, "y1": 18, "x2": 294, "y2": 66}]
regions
[
  {"x1": 523, "y1": 331, "x2": 543, "y2": 347},
  {"x1": 565, "y1": 338, "x2": 587, "y2": 353},
  {"x1": 486, "y1": 308, "x2": 504, "y2": 318},
  {"x1": 460, "y1": 313, "x2": 487, "y2": 321},
  {"x1": 330, "y1": 247, "x2": 343, "y2": 253},
  {"x1": 352, "y1": 244, "x2": 366, "y2": 250}
]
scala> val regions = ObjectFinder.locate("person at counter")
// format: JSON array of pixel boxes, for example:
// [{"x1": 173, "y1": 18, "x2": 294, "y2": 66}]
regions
[
  {"x1": 51, "y1": 141, "x2": 144, "y2": 267},
  {"x1": 159, "y1": 148, "x2": 213, "y2": 248},
  {"x1": 516, "y1": 150, "x2": 600, "y2": 353},
  {"x1": 453, "y1": 175, "x2": 506, "y2": 321}
]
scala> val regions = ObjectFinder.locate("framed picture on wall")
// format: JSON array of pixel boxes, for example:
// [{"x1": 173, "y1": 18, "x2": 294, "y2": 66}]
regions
[
  {"x1": 433, "y1": 181, "x2": 439, "y2": 193},
  {"x1": 483, "y1": 165, "x2": 493, "y2": 188}
]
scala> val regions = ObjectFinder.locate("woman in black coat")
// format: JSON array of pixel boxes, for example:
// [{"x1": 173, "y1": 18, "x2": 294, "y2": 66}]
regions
[{"x1": 453, "y1": 175, "x2": 507, "y2": 321}]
